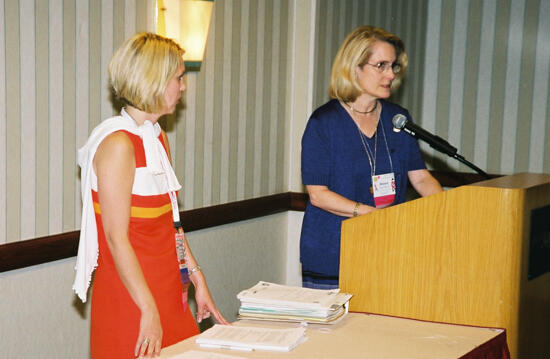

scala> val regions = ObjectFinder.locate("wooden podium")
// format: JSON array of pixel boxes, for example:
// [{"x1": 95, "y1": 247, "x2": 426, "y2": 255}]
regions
[{"x1": 340, "y1": 173, "x2": 550, "y2": 359}]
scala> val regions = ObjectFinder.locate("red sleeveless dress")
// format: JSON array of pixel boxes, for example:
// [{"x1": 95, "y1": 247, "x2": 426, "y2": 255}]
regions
[{"x1": 90, "y1": 130, "x2": 199, "y2": 358}]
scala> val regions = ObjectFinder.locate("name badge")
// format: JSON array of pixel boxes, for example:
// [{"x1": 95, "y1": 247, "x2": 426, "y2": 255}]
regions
[{"x1": 372, "y1": 172, "x2": 396, "y2": 208}]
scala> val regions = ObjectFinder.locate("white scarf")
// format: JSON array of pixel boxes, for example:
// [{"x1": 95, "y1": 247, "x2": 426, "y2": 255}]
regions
[{"x1": 73, "y1": 109, "x2": 181, "y2": 302}]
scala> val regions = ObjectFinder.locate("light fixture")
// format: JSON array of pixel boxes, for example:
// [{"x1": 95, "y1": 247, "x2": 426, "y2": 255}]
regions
[{"x1": 156, "y1": 0, "x2": 214, "y2": 71}]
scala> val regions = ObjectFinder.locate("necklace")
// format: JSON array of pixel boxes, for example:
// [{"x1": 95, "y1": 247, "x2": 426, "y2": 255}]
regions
[{"x1": 347, "y1": 100, "x2": 378, "y2": 115}]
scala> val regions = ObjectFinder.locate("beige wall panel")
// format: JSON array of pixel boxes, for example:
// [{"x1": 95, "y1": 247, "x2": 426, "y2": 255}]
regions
[
  {"x1": 529, "y1": 0, "x2": 550, "y2": 173},
  {"x1": 88, "y1": 0, "x2": 102, "y2": 131},
  {"x1": 0, "y1": 258, "x2": 91, "y2": 358},
  {"x1": 48, "y1": 0, "x2": 64, "y2": 236},
  {"x1": 199, "y1": 4, "x2": 215, "y2": 206},
  {"x1": 219, "y1": 0, "x2": 233, "y2": 203},
  {"x1": 473, "y1": 0, "x2": 497, "y2": 170},
  {"x1": 183, "y1": 75, "x2": 197, "y2": 210},
  {"x1": 275, "y1": 0, "x2": 289, "y2": 193},
  {"x1": 20, "y1": 0, "x2": 36, "y2": 240},
  {"x1": 5, "y1": 0, "x2": 21, "y2": 243},
  {"x1": 236, "y1": 0, "x2": 249, "y2": 199},
  {"x1": 125, "y1": 0, "x2": 137, "y2": 36},
  {"x1": 62, "y1": 0, "x2": 76, "y2": 232},
  {"x1": 75, "y1": 0, "x2": 90, "y2": 230},
  {"x1": 35, "y1": 0, "x2": 50, "y2": 237},
  {"x1": 0, "y1": 0, "x2": 6, "y2": 244},
  {"x1": 100, "y1": 0, "x2": 114, "y2": 121}
]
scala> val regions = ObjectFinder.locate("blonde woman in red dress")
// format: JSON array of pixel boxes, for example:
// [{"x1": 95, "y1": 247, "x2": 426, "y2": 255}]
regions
[{"x1": 74, "y1": 32, "x2": 228, "y2": 359}]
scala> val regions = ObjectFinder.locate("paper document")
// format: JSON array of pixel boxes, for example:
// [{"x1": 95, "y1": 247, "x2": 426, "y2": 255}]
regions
[
  {"x1": 195, "y1": 324, "x2": 307, "y2": 352},
  {"x1": 168, "y1": 350, "x2": 247, "y2": 359},
  {"x1": 238, "y1": 304, "x2": 348, "y2": 324},
  {"x1": 238, "y1": 281, "x2": 350, "y2": 309},
  {"x1": 237, "y1": 281, "x2": 352, "y2": 323}
]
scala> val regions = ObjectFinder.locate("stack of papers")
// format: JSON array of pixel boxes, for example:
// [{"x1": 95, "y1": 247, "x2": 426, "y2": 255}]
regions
[
  {"x1": 237, "y1": 281, "x2": 352, "y2": 324},
  {"x1": 195, "y1": 324, "x2": 306, "y2": 352}
]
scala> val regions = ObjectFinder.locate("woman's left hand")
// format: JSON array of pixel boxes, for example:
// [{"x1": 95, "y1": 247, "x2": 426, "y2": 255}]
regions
[
  {"x1": 408, "y1": 169, "x2": 443, "y2": 197},
  {"x1": 192, "y1": 272, "x2": 230, "y2": 325}
]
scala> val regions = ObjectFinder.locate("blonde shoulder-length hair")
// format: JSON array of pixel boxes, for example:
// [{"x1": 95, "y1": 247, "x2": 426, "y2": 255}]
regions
[
  {"x1": 329, "y1": 26, "x2": 408, "y2": 103},
  {"x1": 108, "y1": 32, "x2": 185, "y2": 114}
]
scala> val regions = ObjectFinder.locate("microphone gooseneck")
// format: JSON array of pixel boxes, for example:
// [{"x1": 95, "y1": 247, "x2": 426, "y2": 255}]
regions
[{"x1": 392, "y1": 114, "x2": 490, "y2": 179}]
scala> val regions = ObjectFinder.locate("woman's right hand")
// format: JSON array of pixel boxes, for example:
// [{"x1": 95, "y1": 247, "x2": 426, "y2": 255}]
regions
[{"x1": 135, "y1": 305, "x2": 163, "y2": 358}]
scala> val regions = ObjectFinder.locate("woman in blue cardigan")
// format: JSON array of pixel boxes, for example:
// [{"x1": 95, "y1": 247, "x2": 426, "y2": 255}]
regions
[{"x1": 300, "y1": 26, "x2": 442, "y2": 289}]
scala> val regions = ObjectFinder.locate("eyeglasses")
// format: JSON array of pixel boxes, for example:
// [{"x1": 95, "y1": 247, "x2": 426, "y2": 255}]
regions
[{"x1": 365, "y1": 61, "x2": 402, "y2": 74}]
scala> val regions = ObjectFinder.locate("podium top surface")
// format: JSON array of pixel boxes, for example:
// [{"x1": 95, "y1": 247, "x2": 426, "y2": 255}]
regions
[{"x1": 468, "y1": 172, "x2": 550, "y2": 189}]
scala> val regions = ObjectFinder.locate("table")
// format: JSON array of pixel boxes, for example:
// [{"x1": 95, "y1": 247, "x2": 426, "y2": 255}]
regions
[{"x1": 159, "y1": 312, "x2": 510, "y2": 359}]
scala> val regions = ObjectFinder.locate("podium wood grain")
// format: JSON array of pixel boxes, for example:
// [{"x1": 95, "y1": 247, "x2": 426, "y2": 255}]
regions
[{"x1": 340, "y1": 173, "x2": 550, "y2": 359}]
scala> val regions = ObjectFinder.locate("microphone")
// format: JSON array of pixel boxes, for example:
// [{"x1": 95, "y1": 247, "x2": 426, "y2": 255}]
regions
[
  {"x1": 392, "y1": 114, "x2": 457, "y2": 157},
  {"x1": 392, "y1": 114, "x2": 491, "y2": 179}
]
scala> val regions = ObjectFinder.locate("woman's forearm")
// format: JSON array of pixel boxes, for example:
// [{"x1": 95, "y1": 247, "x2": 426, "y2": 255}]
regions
[
  {"x1": 408, "y1": 169, "x2": 443, "y2": 197},
  {"x1": 106, "y1": 235, "x2": 157, "y2": 312},
  {"x1": 179, "y1": 233, "x2": 205, "y2": 287},
  {"x1": 306, "y1": 185, "x2": 376, "y2": 217}
]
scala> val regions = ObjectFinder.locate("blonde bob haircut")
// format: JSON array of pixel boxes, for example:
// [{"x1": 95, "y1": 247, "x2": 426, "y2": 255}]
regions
[
  {"x1": 109, "y1": 32, "x2": 185, "y2": 114},
  {"x1": 329, "y1": 26, "x2": 408, "y2": 103}
]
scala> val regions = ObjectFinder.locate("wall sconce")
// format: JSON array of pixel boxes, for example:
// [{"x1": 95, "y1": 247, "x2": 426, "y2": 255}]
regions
[{"x1": 156, "y1": 0, "x2": 214, "y2": 71}]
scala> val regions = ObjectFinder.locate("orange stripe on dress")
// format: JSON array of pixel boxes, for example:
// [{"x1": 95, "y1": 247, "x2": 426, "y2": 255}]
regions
[
  {"x1": 93, "y1": 201, "x2": 172, "y2": 218},
  {"x1": 92, "y1": 190, "x2": 172, "y2": 209}
]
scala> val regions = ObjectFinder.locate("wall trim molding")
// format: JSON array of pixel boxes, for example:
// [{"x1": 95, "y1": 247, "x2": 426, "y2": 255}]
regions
[{"x1": 0, "y1": 172, "x2": 496, "y2": 273}]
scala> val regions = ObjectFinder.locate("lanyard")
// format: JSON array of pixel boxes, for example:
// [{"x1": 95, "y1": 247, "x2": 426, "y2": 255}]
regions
[
  {"x1": 168, "y1": 191, "x2": 191, "y2": 295},
  {"x1": 168, "y1": 190, "x2": 183, "y2": 231},
  {"x1": 357, "y1": 118, "x2": 394, "y2": 175}
]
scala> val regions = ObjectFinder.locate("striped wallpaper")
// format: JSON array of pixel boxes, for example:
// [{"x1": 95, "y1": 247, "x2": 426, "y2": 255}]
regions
[
  {"x1": 0, "y1": 0, "x2": 151, "y2": 243},
  {"x1": 314, "y1": 0, "x2": 550, "y2": 176},
  {"x1": 422, "y1": 0, "x2": 550, "y2": 174},
  {"x1": 2, "y1": 0, "x2": 550, "y2": 245},
  {"x1": 0, "y1": 0, "x2": 290, "y2": 244}
]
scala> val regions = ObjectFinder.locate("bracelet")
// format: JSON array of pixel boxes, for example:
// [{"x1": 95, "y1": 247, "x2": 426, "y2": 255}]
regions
[
  {"x1": 353, "y1": 202, "x2": 360, "y2": 217},
  {"x1": 188, "y1": 265, "x2": 202, "y2": 276}
]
